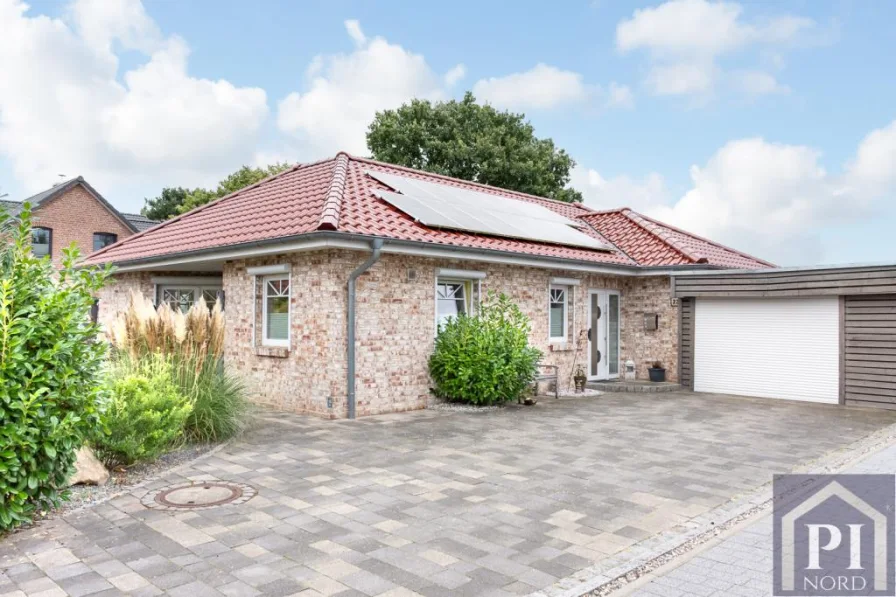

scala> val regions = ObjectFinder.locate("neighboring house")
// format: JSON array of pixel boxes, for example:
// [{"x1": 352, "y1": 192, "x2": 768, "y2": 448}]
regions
[
  {"x1": 1, "y1": 176, "x2": 157, "y2": 267},
  {"x1": 83, "y1": 152, "x2": 774, "y2": 419}
]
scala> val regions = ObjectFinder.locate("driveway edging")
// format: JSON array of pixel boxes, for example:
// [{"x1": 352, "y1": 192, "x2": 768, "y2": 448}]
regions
[{"x1": 531, "y1": 419, "x2": 896, "y2": 597}]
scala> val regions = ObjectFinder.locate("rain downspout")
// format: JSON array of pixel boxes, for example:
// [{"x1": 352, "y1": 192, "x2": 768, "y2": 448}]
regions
[{"x1": 347, "y1": 239, "x2": 384, "y2": 419}]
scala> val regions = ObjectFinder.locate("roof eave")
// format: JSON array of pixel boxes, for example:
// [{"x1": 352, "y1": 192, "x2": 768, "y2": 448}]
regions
[{"x1": 81, "y1": 231, "x2": 729, "y2": 277}]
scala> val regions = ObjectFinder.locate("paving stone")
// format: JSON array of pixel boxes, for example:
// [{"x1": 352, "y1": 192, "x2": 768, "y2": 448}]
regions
[{"x1": 2, "y1": 395, "x2": 894, "y2": 597}]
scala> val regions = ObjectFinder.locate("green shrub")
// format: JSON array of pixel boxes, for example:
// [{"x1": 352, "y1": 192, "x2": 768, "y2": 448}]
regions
[
  {"x1": 95, "y1": 355, "x2": 193, "y2": 466},
  {"x1": 177, "y1": 357, "x2": 247, "y2": 443},
  {"x1": 0, "y1": 204, "x2": 110, "y2": 531},
  {"x1": 108, "y1": 292, "x2": 246, "y2": 443},
  {"x1": 429, "y1": 292, "x2": 542, "y2": 405}
]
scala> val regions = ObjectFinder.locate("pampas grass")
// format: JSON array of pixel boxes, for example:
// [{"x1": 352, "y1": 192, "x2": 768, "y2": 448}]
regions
[{"x1": 106, "y1": 291, "x2": 246, "y2": 442}]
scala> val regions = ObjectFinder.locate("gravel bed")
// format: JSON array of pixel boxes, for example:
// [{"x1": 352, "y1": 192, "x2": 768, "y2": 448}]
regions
[
  {"x1": 427, "y1": 402, "x2": 504, "y2": 412},
  {"x1": 59, "y1": 443, "x2": 216, "y2": 515}
]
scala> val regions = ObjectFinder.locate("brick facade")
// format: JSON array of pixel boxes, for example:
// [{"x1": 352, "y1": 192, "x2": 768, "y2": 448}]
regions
[
  {"x1": 30, "y1": 184, "x2": 136, "y2": 268},
  {"x1": 98, "y1": 248, "x2": 678, "y2": 418}
]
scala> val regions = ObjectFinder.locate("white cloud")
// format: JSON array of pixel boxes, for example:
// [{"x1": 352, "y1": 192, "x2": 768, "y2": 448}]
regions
[
  {"x1": 575, "y1": 120, "x2": 896, "y2": 265},
  {"x1": 606, "y1": 82, "x2": 634, "y2": 108},
  {"x1": 616, "y1": 0, "x2": 816, "y2": 98},
  {"x1": 444, "y1": 64, "x2": 466, "y2": 87},
  {"x1": 277, "y1": 20, "x2": 460, "y2": 156},
  {"x1": 472, "y1": 64, "x2": 592, "y2": 111},
  {"x1": 729, "y1": 70, "x2": 789, "y2": 95},
  {"x1": 472, "y1": 64, "x2": 634, "y2": 112},
  {"x1": 0, "y1": 0, "x2": 268, "y2": 205},
  {"x1": 344, "y1": 19, "x2": 366, "y2": 46},
  {"x1": 572, "y1": 166, "x2": 668, "y2": 212},
  {"x1": 646, "y1": 62, "x2": 716, "y2": 96}
]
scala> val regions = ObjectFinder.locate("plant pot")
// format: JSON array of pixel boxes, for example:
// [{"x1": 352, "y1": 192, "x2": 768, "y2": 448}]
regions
[{"x1": 648, "y1": 367, "x2": 666, "y2": 383}]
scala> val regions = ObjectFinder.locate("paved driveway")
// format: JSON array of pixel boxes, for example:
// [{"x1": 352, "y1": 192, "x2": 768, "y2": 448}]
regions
[{"x1": 2, "y1": 393, "x2": 894, "y2": 597}]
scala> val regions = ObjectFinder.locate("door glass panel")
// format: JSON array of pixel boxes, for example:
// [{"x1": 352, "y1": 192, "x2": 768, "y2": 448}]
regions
[
  {"x1": 608, "y1": 294, "x2": 620, "y2": 375},
  {"x1": 590, "y1": 294, "x2": 600, "y2": 376}
]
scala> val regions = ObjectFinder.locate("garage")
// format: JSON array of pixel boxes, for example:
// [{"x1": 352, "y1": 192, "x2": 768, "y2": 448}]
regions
[
  {"x1": 673, "y1": 264, "x2": 896, "y2": 408},
  {"x1": 693, "y1": 297, "x2": 840, "y2": 403}
]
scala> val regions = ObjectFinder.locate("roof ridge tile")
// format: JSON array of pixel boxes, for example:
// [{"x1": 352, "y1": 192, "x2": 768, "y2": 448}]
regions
[
  {"x1": 622, "y1": 209, "x2": 703, "y2": 264},
  {"x1": 630, "y1": 209, "x2": 776, "y2": 267},
  {"x1": 317, "y1": 153, "x2": 350, "y2": 231}
]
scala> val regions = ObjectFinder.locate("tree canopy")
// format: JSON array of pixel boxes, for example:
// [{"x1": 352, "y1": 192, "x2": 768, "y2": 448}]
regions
[
  {"x1": 366, "y1": 92, "x2": 583, "y2": 203},
  {"x1": 141, "y1": 163, "x2": 293, "y2": 220}
]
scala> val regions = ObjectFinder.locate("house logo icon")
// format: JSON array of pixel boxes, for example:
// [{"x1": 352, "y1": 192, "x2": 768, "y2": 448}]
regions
[{"x1": 773, "y1": 474, "x2": 895, "y2": 596}]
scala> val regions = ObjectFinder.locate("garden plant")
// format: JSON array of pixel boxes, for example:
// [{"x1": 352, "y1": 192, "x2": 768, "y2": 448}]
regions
[
  {"x1": 429, "y1": 292, "x2": 542, "y2": 405},
  {"x1": 0, "y1": 205, "x2": 110, "y2": 531}
]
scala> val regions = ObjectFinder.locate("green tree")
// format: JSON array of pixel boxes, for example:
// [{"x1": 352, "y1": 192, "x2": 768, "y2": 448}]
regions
[
  {"x1": 0, "y1": 204, "x2": 110, "y2": 531},
  {"x1": 140, "y1": 163, "x2": 293, "y2": 220},
  {"x1": 178, "y1": 163, "x2": 293, "y2": 214},
  {"x1": 141, "y1": 187, "x2": 188, "y2": 221},
  {"x1": 366, "y1": 92, "x2": 583, "y2": 202}
]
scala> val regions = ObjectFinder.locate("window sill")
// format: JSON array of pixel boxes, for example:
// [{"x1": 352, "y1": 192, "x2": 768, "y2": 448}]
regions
[
  {"x1": 255, "y1": 346, "x2": 289, "y2": 358},
  {"x1": 549, "y1": 342, "x2": 572, "y2": 352}
]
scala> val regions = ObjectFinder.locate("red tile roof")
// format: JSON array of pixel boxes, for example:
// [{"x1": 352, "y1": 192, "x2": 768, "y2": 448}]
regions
[
  {"x1": 579, "y1": 208, "x2": 774, "y2": 269},
  {"x1": 84, "y1": 153, "x2": 771, "y2": 270}
]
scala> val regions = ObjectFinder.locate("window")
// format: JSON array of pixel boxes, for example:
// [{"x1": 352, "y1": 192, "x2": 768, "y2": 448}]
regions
[
  {"x1": 436, "y1": 279, "x2": 476, "y2": 329},
  {"x1": 263, "y1": 275, "x2": 290, "y2": 347},
  {"x1": 92, "y1": 232, "x2": 118, "y2": 251},
  {"x1": 162, "y1": 288, "x2": 195, "y2": 313},
  {"x1": 549, "y1": 285, "x2": 568, "y2": 342},
  {"x1": 31, "y1": 227, "x2": 51, "y2": 257},
  {"x1": 159, "y1": 284, "x2": 222, "y2": 313}
]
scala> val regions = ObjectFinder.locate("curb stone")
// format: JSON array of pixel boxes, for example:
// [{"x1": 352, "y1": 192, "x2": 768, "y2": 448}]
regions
[{"x1": 528, "y1": 419, "x2": 896, "y2": 597}]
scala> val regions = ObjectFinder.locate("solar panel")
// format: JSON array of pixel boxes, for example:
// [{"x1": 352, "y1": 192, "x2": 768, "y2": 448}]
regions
[{"x1": 367, "y1": 171, "x2": 610, "y2": 251}]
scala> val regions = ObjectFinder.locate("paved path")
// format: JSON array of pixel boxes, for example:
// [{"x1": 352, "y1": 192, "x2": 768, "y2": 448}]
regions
[
  {"x1": 1, "y1": 393, "x2": 893, "y2": 597},
  {"x1": 625, "y1": 442, "x2": 896, "y2": 597}
]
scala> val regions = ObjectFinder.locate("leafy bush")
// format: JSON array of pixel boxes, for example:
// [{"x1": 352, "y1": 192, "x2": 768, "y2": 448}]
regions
[
  {"x1": 429, "y1": 292, "x2": 542, "y2": 405},
  {"x1": 0, "y1": 204, "x2": 110, "y2": 531},
  {"x1": 95, "y1": 354, "x2": 193, "y2": 466},
  {"x1": 107, "y1": 292, "x2": 246, "y2": 442}
]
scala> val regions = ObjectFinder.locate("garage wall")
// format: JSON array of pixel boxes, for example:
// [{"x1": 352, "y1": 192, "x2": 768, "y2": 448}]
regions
[
  {"x1": 673, "y1": 265, "x2": 896, "y2": 298},
  {"x1": 844, "y1": 295, "x2": 896, "y2": 409},
  {"x1": 693, "y1": 297, "x2": 841, "y2": 403},
  {"x1": 678, "y1": 298, "x2": 695, "y2": 390}
]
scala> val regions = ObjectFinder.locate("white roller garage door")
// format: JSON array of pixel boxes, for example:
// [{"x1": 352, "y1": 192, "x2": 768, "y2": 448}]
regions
[{"x1": 694, "y1": 297, "x2": 840, "y2": 403}]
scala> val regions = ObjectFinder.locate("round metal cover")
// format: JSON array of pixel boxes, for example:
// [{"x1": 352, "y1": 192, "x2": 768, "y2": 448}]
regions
[{"x1": 141, "y1": 481, "x2": 256, "y2": 510}]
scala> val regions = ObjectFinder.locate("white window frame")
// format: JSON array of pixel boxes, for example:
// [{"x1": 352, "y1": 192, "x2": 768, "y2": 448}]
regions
[
  {"x1": 548, "y1": 284, "x2": 568, "y2": 343},
  {"x1": 262, "y1": 273, "x2": 291, "y2": 348},
  {"x1": 435, "y1": 275, "x2": 483, "y2": 334},
  {"x1": 156, "y1": 281, "x2": 223, "y2": 312}
]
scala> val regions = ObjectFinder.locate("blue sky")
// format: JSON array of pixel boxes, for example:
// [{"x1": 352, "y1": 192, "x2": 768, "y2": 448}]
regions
[{"x1": 2, "y1": 0, "x2": 895, "y2": 266}]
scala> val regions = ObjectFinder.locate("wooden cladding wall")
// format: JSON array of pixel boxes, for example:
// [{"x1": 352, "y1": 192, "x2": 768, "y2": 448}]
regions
[
  {"x1": 679, "y1": 298, "x2": 695, "y2": 390},
  {"x1": 673, "y1": 266, "x2": 896, "y2": 298},
  {"x1": 844, "y1": 295, "x2": 896, "y2": 410}
]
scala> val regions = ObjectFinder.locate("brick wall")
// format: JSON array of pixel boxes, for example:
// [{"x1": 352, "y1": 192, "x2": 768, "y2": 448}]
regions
[
  {"x1": 99, "y1": 249, "x2": 679, "y2": 418},
  {"x1": 30, "y1": 184, "x2": 135, "y2": 268}
]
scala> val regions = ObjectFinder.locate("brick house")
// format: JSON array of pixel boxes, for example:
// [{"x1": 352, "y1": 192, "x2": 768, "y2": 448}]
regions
[
  {"x1": 83, "y1": 153, "x2": 770, "y2": 419},
  {"x1": 1, "y1": 176, "x2": 156, "y2": 267}
]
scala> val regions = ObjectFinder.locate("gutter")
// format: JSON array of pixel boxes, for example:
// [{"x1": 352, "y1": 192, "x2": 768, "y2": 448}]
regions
[
  {"x1": 88, "y1": 230, "x2": 726, "y2": 277},
  {"x1": 346, "y1": 239, "x2": 384, "y2": 419}
]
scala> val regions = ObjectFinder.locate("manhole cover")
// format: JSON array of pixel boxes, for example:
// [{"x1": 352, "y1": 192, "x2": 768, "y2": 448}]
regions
[{"x1": 141, "y1": 481, "x2": 256, "y2": 510}]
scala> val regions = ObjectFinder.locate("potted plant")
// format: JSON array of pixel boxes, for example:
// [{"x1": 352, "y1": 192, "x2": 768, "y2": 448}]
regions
[
  {"x1": 573, "y1": 366, "x2": 587, "y2": 393},
  {"x1": 648, "y1": 361, "x2": 666, "y2": 382}
]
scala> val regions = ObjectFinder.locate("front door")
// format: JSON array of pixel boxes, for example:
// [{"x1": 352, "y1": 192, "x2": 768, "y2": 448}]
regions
[{"x1": 588, "y1": 290, "x2": 620, "y2": 380}]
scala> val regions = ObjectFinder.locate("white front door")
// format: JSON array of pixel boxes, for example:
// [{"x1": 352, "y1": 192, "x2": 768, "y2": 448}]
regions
[{"x1": 588, "y1": 290, "x2": 621, "y2": 380}]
